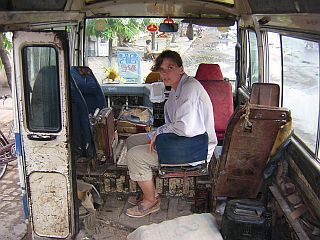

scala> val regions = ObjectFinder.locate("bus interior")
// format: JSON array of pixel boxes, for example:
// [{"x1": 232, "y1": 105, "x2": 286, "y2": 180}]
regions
[{"x1": 0, "y1": 0, "x2": 320, "y2": 239}]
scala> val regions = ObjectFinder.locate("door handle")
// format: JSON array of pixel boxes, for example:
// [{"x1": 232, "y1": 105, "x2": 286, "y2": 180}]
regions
[{"x1": 27, "y1": 134, "x2": 57, "y2": 141}]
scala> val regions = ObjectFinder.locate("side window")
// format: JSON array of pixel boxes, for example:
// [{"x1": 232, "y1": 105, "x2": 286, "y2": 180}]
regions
[
  {"x1": 267, "y1": 32, "x2": 282, "y2": 104},
  {"x1": 245, "y1": 30, "x2": 259, "y2": 88},
  {"x1": 268, "y1": 33, "x2": 319, "y2": 155},
  {"x1": 22, "y1": 46, "x2": 61, "y2": 132},
  {"x1": 267, "y1": 33, "x2": 282, "y2": 86},
  {"x1": 282, "y1": 37, "x2": 319, "y2": 153}
]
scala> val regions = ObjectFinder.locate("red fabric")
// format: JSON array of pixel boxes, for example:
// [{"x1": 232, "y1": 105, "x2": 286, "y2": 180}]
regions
[
  {"x1": 199, "y1": 80, "x2": 234, "y2": 141},
  {"x1": 195, "y1": 63, "x2": 224, "y2": 81}
]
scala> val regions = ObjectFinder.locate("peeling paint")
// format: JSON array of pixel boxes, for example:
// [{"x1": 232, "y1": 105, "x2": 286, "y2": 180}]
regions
[
  {"x1": 13, "y1": 31, "x2": 74, "y2": 239},
  {"x1": 29, "y1": 172, "x2": 69, "y2": 238},
  {"x1": 116, "y1": 175, "x2": 126, "y2": 192}
]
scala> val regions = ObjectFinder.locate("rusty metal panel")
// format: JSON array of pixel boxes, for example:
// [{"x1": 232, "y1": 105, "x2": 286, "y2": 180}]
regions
[
  {"x1": 29, "y1": 172, "x2": 69, "y2": 238},
  {"x1": 24, "y1": 141, "x2": 69, "y2": 173},
  {"x1": 214, "y1": 105, "x2": 290, "y2": 198},
  {"x1": 93, "y1": 108, "x2": 115, "y2": 164},
  {"x1": 102, "y1": 169, "x2": 130, "y2": 193},
  {"x1": 91, "y1": 169, "x2": 197, "y2": 197},
  {"x1": 250, "y1": 83, "x2": 280, "y2": 107}
]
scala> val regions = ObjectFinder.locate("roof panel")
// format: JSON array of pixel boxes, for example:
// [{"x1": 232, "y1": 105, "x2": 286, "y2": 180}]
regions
[
  {"x1": 83, "y1": 1, "x2": 238, "y2": 18},
  {"x1": 85, "y1": 0, "x2": 234, "y2": 6},
  {"x1": 208, "y1": 0, "x2": 234, "y2": 5},
  {"x1": 0, "y1": 0, "x2": 67, "y2": 11},
  {"x1": 248, "y1": 0, "x2": 320, "y2": 14}
]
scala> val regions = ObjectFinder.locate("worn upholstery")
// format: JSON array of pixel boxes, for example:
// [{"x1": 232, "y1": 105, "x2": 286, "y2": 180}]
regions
[
  {"x1": 250, "y1": 83, "x2": 280, "y2": 107},
  {"x1": 212, "y1": 83, "x2": 291, "y2": 198},
  {"x1": 70, "y1": 66, "x2": 106, "y2": 114},
  {"x1": 195, "y1": 63, "x2": 234, "y2": 142},
  {"x1": 156, "y1": 133, "x2": 208, "y2": 164},
  {"x1": 70, "y1": 77, "x2": 95, "y2": 157},
  {"x1": 195, "y1": 63, "x2": 224, "y2": 81}
]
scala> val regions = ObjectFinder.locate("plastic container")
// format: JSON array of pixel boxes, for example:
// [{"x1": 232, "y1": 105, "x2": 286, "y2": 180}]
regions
[
  {"x1": 221, "y1": 199, "x2": 272, "y2": 240},
  {"x1": 149, "y1": 82, "x2": 165, "y2": 103}
]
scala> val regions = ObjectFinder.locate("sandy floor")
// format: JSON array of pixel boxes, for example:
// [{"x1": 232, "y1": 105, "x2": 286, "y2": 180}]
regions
[
  {"x1": 0, "y1": 87, "x2": 132, "y2": 239},
  {"x1": 0, "y1": 87, "x2": 28, "y2": 240}
]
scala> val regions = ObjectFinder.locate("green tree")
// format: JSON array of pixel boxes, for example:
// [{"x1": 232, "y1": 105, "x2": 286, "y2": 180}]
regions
[
  {"x1": 86, "y1": 18, "x2": 153, "y2": 62},
  {"x1": 90, "y1": 18, "x2": 150, "y2": 45},
  {"x1": 0, "y1": 33, "x2": 12, "y2": 90}
]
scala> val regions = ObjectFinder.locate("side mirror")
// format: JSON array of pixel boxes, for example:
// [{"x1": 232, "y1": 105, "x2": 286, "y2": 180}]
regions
[{"x1": 159, "y1": 23, "x2": 178, "y2": 32}]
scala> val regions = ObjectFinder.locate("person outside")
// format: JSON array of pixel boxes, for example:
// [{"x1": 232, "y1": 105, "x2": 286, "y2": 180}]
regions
[
  {"x1": 125, "y1": 50, "x2": 217, "y2": 218},
  {"x1": 144, "y1": 39, "x2": 154, "y2": 61}
]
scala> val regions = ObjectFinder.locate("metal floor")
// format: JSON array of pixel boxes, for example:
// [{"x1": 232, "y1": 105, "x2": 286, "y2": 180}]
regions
[{"x1": 96, "y1": 194, "x2": 194, "y2": 231}]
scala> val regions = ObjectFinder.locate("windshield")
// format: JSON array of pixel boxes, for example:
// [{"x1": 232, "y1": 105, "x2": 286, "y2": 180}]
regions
[{"x1": 85, "y1": 18, "x2": 237, "y2": 87}]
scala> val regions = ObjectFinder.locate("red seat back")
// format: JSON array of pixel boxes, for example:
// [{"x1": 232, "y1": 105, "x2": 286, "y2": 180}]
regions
[
  {"x1": 195, "y1": 63, "x2": 224, "y2": 81},
  {"x1": 195, "y1": 64, "x2": 233, "y2": 142}
]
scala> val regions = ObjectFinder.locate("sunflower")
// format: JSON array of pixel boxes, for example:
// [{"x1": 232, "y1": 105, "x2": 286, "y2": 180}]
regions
[{"x1": 104, "y1": 67, "x2": 120, "y2": 81}]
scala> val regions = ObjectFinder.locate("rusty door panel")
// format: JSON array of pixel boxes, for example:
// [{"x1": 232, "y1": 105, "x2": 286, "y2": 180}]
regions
[{"x1": 13, "y1": 31, "x2": 75, "y2": 239}]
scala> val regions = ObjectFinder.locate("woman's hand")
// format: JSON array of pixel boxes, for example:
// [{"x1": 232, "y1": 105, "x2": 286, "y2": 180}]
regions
[{"x1": 150, "y1": 133, "x2": 157, "y2": 152}]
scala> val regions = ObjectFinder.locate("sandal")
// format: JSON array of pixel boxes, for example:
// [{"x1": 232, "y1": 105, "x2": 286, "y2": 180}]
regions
[
  {"x1": 128, "y1": 193, "x2": 160, "y2": 205},
  {"x1": 126, "y1": 200, "x2": 160, "y2": 218}
]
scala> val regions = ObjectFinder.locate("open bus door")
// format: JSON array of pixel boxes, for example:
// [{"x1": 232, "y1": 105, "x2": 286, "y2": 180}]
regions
[{"x1": 13, "y1": 31, "x2": 77, "y2": 239}]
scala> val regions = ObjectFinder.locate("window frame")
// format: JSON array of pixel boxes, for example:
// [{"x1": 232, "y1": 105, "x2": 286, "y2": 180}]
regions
[
  {"x1": 264, "y1": 29, "x2": 320, "y2": 159},
  {"x1": 21, "y1": 45, "x2": 62, "y2": 133},
  {"x1": 240, "y1": 28, "x2": 259, "y2": 90}
]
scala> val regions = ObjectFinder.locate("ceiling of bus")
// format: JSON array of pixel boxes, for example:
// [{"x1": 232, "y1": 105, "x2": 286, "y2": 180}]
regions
[
  {"x1": 1, "y1": 0, "x2": 320, "y2": 31},
  {"x1": 0, "y1": 0, "x2": 319, "y2": 14},
  {"x1": 0, "y1": 0, "x2": 67, "y2": 11},
  {"x1": 0, "y1": 0, "x2": 240, "y2": 26},
  {"x1": 81, "y1": 1, "x2": 237, "y2": 18},
  {"x1": 84, "y1": 0, "x2": 234, "y2": 6},
  {"x1": 248, "y1": 0, "x2": 320, "y2": 14}
]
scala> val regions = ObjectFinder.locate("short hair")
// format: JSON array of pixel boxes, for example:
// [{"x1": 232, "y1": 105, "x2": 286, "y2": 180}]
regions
[
  {"x1": 151, "y1": 50, "x2": 183, "y2": 71},
  {"x1": 146, "y1": 40, "x2": 151, "y2": 45}
]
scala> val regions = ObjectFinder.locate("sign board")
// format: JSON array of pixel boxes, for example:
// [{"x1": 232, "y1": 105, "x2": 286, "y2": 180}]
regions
[
  {"x1": 117, "y1": 51, "x2": 141, "y2": 83},
  {"x1": 163, "y1": 17, "x2": 174, "y2": 23},
  {"x1": 147, "y1": 24, "x2": 158, "y2": 32}
]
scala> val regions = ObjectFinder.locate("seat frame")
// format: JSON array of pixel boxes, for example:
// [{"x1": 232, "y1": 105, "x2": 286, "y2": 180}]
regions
[
  {"x1": 158, "y1": 162, "x2": 208, "y2": 178},
  {"x1": 212, "y1": 103, "x2": 291, "y2": 198}
]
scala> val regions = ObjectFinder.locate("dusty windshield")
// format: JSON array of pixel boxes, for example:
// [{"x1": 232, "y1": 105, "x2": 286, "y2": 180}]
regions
[{"x1": 85, "y1": 18, "x2": 236, "y2": 88}]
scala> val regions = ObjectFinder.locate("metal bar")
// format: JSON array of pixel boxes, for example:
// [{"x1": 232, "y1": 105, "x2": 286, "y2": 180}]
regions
[{"x1": 269, "y1": 185, "x2": 310, "y2": 240}]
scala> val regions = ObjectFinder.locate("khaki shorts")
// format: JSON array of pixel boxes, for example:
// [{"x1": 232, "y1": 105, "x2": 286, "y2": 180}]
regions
[{"x1": 126, "y1": 133, "x2": 158, "y2": 181}]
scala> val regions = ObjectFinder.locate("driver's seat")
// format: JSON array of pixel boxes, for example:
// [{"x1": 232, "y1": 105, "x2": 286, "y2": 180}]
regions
[{"x1": 156, "y1": 133, "x2": 210, "y2": 178}]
